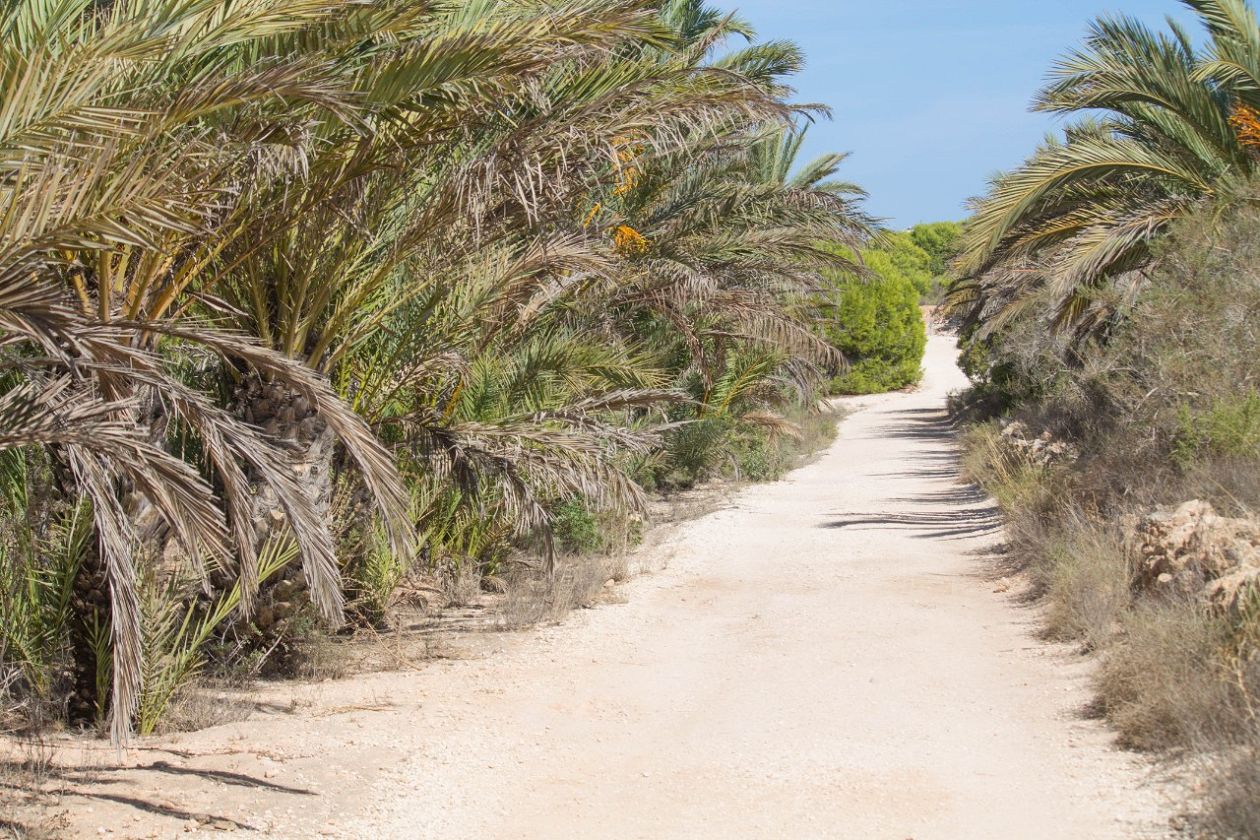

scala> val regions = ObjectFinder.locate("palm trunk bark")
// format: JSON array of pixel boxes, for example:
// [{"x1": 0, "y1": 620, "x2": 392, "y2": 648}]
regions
[
  {"x1": 237, "y1": 377, "x2": 339, "y2": 638},
  {"x1": 66, "y1": 543, "x2": 108, "y2": 727}
]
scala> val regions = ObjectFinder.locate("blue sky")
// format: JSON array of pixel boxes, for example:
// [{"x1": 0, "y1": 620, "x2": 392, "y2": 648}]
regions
[{"x1": 716, "y1": 1, "x2": 1196, "y2": 228}]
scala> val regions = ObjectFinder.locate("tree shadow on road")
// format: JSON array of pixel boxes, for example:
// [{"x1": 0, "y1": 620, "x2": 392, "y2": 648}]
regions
[
  {"x1": 820, "y1": 406, "x2": 1004, "y2": 540},
  {"x1": 820, "y1": 506, "x2": 1003, "y2": 540},
  {"x1": 0, "y1": 754, "x2": 316, "y2": 833},
  {"x1": 876, "y1": 405, "x2": 961, "y2": 441}
]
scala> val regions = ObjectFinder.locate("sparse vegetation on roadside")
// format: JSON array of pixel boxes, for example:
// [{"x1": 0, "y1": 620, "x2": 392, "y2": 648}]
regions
[
  {"x1": 956, "y1": 188, "x2": 1260, "y2": 836},
  {"x1": 949, "y1": 2, "x2": 1260, "y2": 828}
]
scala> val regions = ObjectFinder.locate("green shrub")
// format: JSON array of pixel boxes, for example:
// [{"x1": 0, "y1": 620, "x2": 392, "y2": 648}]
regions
[
  {"x1": 730, "y1": 430, "x2": 775, "y2": 481},
  {"x1": 551, "y1": 498, "x2": 605, "y2": 555},
  {"x1": 824, "y1": 270, "x2": 926, "y2": 395},
  {"x1": 724, "y1": 423, "x2": 792, "y2": 482},
  {"x1": 909, "y1": 221, "x2": 964, "y2": 278},
  {"x1": 832, "y1": 355, "x2": 923, "y2": 395},
  {"x1": 1173, "y1": 392, "x2": 1260, "y2": 467},
  {"x1": 868, "y1": 233, "x2": 933, "y2": 297}
]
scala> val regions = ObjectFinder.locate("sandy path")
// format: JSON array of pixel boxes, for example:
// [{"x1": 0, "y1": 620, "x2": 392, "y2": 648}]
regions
[
  {"x1": 32, "y1": 334, "x2": 1176, "y2": 839},
  {"x1": 321, "y1": 334, "x2": 1174, "y2": 839}
]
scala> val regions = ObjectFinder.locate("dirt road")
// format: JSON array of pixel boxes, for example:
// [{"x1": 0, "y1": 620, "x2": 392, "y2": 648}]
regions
[
  {"x1": 329, "y1": 333, "x2": 1173, "y2": 839},
  {"x1": 34, "y1": 334, "x2": 1176, "y2": 839}
]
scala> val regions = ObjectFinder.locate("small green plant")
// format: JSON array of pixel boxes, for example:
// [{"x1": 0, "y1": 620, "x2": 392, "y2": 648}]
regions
[
  {"x1": 345, "y1": 521, "x2": 411, "y2": 628},
  {"x1": 135, "y1": 536, "x2": 296, "y2": 735},
  {"x1": 1173, "y1": 393, "x2": 1260, "y2": 467},
  {"x1": 0, "y1": 501, "x2": 88, "y2": 700},
  {"x1": 732, "y1": 430, "x2": 775, "y2": 481},
  {"x1": 551, "y1": 498, "x2": 605, "y2": 555},
  {"x1": 659, "y1": 419, "x2": 731, "y2": 488}
]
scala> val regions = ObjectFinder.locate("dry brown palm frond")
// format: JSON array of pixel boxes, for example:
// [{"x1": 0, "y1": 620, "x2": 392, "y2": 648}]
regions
[
  {"x1": 0, "y1": 263, "x2": 389, "y2": 624},
  {"x1": 385, "y1": 384, "x2": 675, "y2": 574},
  {"x1": 117, "y1": 322, "x2": 415, "y2": 571},
  {"x1": 738, "y1": 410, "x2": 803, "y2": 442},
  {"x1": 0, "y1": 377, "x2": 235, "y2": 742}
]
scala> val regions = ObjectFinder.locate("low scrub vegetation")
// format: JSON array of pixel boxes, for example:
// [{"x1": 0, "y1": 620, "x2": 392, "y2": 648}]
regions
[
  {"x1": 950, "y1": 5, "x2": 1260, "y2": 832},
  {"x1": 956, "y1": 187, "x2": 1260, "y2": 837}
]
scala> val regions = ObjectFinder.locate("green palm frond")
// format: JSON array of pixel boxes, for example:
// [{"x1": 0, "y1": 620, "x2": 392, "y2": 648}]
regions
[{"x1": 957, "y1": 1, "x2": 1260, "y2": 340}]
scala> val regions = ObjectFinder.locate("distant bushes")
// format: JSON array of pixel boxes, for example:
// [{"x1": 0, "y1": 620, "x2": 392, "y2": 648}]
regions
[
  {"x1": 821, "y1": 240, "x2": 926, "y2": 394},
  {"x1": 868, "y1": 232, "x2": 934, "y2": 297},
  {"x1": 818, "y1": 223, "x2": 960, "y2": 397},
  {"x1": 909, "y1": 221, "x2": 964, "y2": 283}
]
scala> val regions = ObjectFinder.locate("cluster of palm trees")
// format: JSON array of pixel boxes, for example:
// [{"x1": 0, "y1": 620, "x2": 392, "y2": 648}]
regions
[
  {"x1": 0, "y1": 0, "x2": 870, "y2": 740},
  {"x1": 951, "y1": 0, "x2": 1260, "y2": 344}
]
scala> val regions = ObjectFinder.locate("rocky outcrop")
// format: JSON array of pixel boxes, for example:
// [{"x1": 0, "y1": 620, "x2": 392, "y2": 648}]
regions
[
  {"x1": 1129, "y1": 500, "x2": 1260, "y2": 616},
  {"x1": 1206, "y1": 566, "x2": 1260, "y2": 617},
  {"x1": 1000, "y1": 420, "x2": 1080, "y2": 467}
]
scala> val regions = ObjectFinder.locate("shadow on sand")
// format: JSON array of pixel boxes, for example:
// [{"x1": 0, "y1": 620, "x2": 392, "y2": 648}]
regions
[
  {"x1": 820, "y1": 406, "x2": 1004, "y2": 541},
  {"x1": 0, "y1": 755, "x2": 317, "y2": 832}
]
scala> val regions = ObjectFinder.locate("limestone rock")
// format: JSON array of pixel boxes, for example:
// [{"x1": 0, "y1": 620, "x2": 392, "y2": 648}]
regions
[
  {"x1": 1129, "y1": 500, "x2": 1260, "y2": 609},
  {"x1": 1205, "y1": 565, "x2": 1260, "y2": 617},
  {"x1": 999, "y1": 420, "x2": 1079, "y2": 467}
]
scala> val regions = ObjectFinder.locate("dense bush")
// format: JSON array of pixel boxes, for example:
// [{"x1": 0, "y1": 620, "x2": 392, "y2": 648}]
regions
[
  {"x1": 822, "y1": 253, "x2": 926, "y2": 395},
  {"x1": 909, "y1": 221, "x2": 964, "y2": 279},
  {"x1": 870, "y1": 232, "x2": 934, "y2": 297},
  {"x1": 1173, "y1": 393, "x2": 1260, "y2": 468}
]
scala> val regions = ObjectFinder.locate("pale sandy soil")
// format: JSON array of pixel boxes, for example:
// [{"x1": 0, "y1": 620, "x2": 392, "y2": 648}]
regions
[{"x1": 6, "y1": 334, "x2": 1182, "y2": 839}]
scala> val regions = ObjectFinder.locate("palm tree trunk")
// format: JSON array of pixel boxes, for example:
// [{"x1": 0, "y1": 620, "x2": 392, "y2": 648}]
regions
[
  {"x1": 239, "y1": 376, "x2": 338, "y2": 537},
  {"x1": 237, "y1": 377, "x2": 339, "y2": 636},
  {"x1": 67, "y1": 543, "x2": 108, "y2": 727},
  {"x1": 47, "y1": 452, "x2": 112, "y2": 729}
]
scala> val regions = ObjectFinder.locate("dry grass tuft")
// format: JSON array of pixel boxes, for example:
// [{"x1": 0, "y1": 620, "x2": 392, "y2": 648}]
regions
[
  {"x1": 153, "y1": 681, "x2": 257, "y2": 734},
  {"x1": 500, "y1": 554, "x2": 627, "y2": 630},
  {"x1": 1038, "y1": 523, "x2": 1131, "y2": 650},
  {"x1": 1097, "y1": 602, "x2": 1243, "y2": 751},
  {"x1": 1208, "y1": 734, "x2": 1260, "y2": 838}
]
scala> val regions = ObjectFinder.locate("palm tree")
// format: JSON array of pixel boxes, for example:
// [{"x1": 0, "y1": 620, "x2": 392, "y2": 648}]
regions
[
  {"x1": 0, "y1": 0, "x2": 390, "y2": 738},
  {"x1": 953, "y1": 0, "x2": 1260, "y2": 341},
  {"x1": 0, "y1": 0, "x2": 871, "y2": 740},
  {"x1": 592, "y1": 118, "x2": 868, "y2": 401}
]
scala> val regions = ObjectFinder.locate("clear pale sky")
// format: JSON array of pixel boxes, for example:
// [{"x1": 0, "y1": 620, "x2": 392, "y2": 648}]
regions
[{"x1": 717, "y1": 1, "x2": 1195, "y2": 228}]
